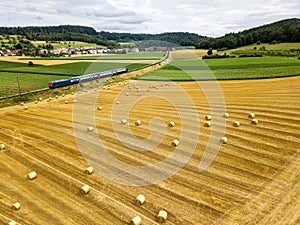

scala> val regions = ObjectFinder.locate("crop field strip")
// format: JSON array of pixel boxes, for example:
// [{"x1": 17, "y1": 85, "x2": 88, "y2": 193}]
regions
[
  {"x1": 0, "y1": 75, "x2": 299, "y2": 224},
  {"x1": 138, "y1": 57, "x2": 300, "y2": 80}
]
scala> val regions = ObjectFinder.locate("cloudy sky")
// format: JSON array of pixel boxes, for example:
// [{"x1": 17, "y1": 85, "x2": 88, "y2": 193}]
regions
[{"x1": 0, "y1": 0, "x2": 299, "y2": 37}]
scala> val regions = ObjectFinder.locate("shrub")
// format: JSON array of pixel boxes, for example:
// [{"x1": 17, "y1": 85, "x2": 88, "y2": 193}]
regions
[
  {"x1": 207, "y1": 48, "x2": 213, "y2": 55},
  {"x1": 13, "y1": 96, "x2": 29, "y2": 103},
  {"x1": 203, "y1": 54, "x2": 231, "y2": 59}
]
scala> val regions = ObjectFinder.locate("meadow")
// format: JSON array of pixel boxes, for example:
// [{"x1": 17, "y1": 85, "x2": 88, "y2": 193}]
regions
[
  {"x1": 0, "y1": 72, "x2": 71, "y2": 97},
  {"x1": 137, "y1": 57, "x2": 300, "y2": 81},
  {"x1": 223, "y1": 43, "x2": 300, "y2": 57},
  {"x1": 31, "y1": 40, "x2": 104, "y2": 49},
  {"x1": 0, "y1": 60, "x2": 148, "y2": 97},
  {"x1": 228, "y1": 42, "x2": 300, "y2": 51}
]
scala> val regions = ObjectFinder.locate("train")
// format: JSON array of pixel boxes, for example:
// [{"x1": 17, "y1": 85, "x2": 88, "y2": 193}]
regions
[{"x1": 48, "y1": 68, "x2": 128, "y2": 89}]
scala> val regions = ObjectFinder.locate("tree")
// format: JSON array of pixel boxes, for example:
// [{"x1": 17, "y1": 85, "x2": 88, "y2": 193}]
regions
[
  {"x1": 259, "y1": 46, "x2": 266, "y2": 51},
  {"x1": 28, "y1": 61, "x2": 34, "y2": 66},
  {"x1": 207, "y1": 48, "x2": 213, "y2": 55}
]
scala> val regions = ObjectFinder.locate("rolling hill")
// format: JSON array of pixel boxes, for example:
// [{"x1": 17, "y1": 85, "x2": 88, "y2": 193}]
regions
[
  {"x1": 0, "y1": 25, "x2": 206, "y2": 47},
  {"x1": 197, "y1": 18, "x2": 300, "y2": 49}
]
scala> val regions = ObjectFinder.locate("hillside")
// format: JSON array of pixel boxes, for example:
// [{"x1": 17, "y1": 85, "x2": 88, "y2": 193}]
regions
[
  {"x1": 197, "y1": 18, "x2": 300, "y2": 49},
  {"x1": 0, "y1": 25, "x2": 206, "y2": 47},
  {"x1": 1, "y1": 18, "x2": 299, "y2": 50}
]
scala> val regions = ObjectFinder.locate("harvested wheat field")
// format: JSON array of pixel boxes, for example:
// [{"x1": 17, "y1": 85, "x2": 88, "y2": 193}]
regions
[{"x1": 0, "y1": 76, "x2": 299, "y2": 225}]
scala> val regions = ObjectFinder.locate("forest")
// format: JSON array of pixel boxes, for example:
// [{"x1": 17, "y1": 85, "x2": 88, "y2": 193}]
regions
[
  {"x1": 0, "y1": 25, "x2": 205, "y2": 47},
  {"x1": 197, "y1": 18, "x2": 300, "y2": 50}
]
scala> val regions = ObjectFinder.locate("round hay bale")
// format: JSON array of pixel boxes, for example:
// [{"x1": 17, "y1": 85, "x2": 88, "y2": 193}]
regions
[
  {"x1": 38, "y1": 97, "x2": 43, "y2": 101},
  {"x1": 131, "y1": 216, "x2": 142, "y2": 225},
  {"x1": 248, "y1": 113, "x2": 255, "y2": 118},
  {"x1": 34, "y1": 100, "x2": 38, "y2": 104},
  {"x1": 135, "y1": 120, "x2": 142, "y2": 126},
  {"x1": 97, "y1": 106, "x2": 103, "y2": 110},
  {"x1": 74, "y1": 100, "x2": 78, "y2": 103},
  {"x1": 204, "y1": 121, "x2": 212, "y2": 127},
  {"x1": 233, "y1": 121, "x2": 241, "y2": 127},
  {"x1": 251, "y1": 119, "x2": 259, "y2": 125},
  {"x1": 205, "y1": 115, "x2": 212, "y2": 121},
  {"x1": 126, "y1": 92, "x2": 129, "y2": 96},
  {"x1": 136, "y1": 194, "x2": 145, "y2": 205},
  {"x1": 157, "y1": 210, "x2": 168, "y2": 222},
  {"x1": 27, "y1": 171, "x2": 37, "y2": 180},
  {"x1": 12, "y1": 202, "x2": 21, "y2": 210},
  {"x1": 87, "y1": 126, "x2": 94, "y2": 132},
  {"x1": 71, "y1": 92, "x2": 74, "y2": 95},
  {"x1": 85, "y1": 166, "x2": 95, "y2": 175},
  {"x1": 20, "y1": 102, "x2": 24, "y2": 106},
  {"x1": 24, "y1": 106, "x2": 29, "y2": 110},
  {"x1": 0, "y1": 143, "x2": 6, "y2": 150},
  {"x1": 116, "y1": 101, "x2": 120, "y2": 105},
  {"x1": 64, "y1": 100, "x2": 69, "y2": 104},
  {"x1": 172, "y1": 139, "x2": 179, "y2": 147},
  {"x1": 8, "y1": 220, "x2": 17, "y2": 225},
  {"x1": 121, "y1": 119, "x2": 127, "y2": 124},
  {"x1": 221, "y1": 137, "x2": 228, "y2": 144},
  {"x1": 169, "y1": 121, "x2": 175, "y2": 127},
  {"x1": 62, "y1": 94, "x2": 65, "y2": 97},
  {"x1": 49, "y1": 97, "x2": 52, "y2": 100},
  {"x1": 55, "y1": 95, "x2": 59, "y2": 98},
  {"x1": 224, "y1": 113, "x2": 230, "y2": 118},
  {"x1": 80, "y1": 184, "x2": 90, "y2": 194}
]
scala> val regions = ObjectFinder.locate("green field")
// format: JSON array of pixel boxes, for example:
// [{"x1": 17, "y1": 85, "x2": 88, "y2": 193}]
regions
[
  {"x1": 229, "y1": 42, "x2": 300, "y2": 51},
  {"x1": 31, "y1": 40, "x2": 104, "y2": 49},
  {"x1": 0, "y1": 35, "x2": 16, "y2": 48},
  {"x1": 0, "y1": 60, "x2": 148, "y2": 97},
  {"x1": 0, "y1": 61, "x2": 147, "y2": 75},
  {"x1": 2, "y1": 53, "x2": 300, "y2": 98},
  {"x1": 0, "y1": 72, "x2": 71, "y2": 97},
  {"x1": 20, "y1": 51, "x2": 166, "y2": 61},
  {"x1": 223, "y1": 43, "x2": 300, "y2": 57},
  {"x1": 137, "y1": 57, "x2": 300, "y2": 81}
]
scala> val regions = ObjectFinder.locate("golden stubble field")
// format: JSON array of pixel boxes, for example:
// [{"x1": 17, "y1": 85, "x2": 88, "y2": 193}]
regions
[{"x1": 0, "y1": 75, "x2": 299, "y2": 224}]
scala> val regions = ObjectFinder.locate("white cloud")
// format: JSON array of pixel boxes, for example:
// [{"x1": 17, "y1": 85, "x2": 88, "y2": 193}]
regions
[{"x1": 0, "y1": 0, "x2": 299, "y2": 36}]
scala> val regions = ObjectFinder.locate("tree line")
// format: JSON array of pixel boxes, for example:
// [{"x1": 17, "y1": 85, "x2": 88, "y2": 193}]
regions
[
  {"x1": 197, "y1": 18, "x2": 300, "y2": 50},
  {"x1": 0, "y1": 18, "x2": 298, "y2": 50},
  {"x1": 0, "y1": 25, "x2": 206, "y2": 47}
]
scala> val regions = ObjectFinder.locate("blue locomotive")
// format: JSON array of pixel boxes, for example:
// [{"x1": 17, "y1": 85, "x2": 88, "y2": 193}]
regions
[{"x1": 48, "y1": 68, "x2": 128, "y2": 89}]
